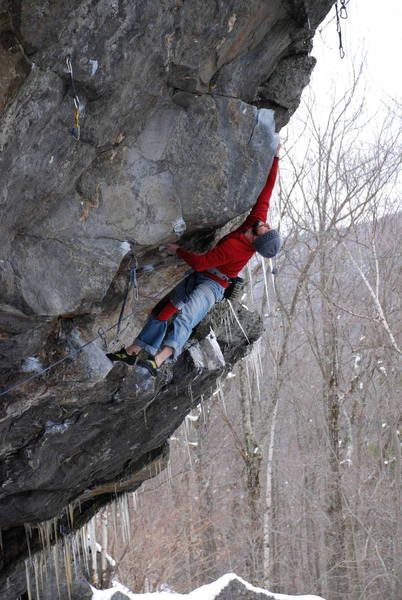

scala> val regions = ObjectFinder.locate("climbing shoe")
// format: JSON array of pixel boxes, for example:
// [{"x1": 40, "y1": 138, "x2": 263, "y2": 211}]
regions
[
  {"x1": 136, "y1": 358, "x2": 159, "y2": 377},
  {"x1": 106, "y1": 347, "x2": 137, "y2": 365}
]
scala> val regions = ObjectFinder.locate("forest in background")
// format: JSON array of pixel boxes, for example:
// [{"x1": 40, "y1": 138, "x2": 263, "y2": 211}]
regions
[{"x1": 95, "y1": 73, "x2": 402, "y2": 600}]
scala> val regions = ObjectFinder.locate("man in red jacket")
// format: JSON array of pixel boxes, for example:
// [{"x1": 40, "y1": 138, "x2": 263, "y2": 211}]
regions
[{"x1": 107, "y1": 145, "x2": 280, "y2": 376}]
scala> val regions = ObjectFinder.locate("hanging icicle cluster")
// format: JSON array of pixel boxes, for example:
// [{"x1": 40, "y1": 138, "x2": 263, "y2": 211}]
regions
[{"x1": 21, "y1": 491, "x2": 141, "y2": 599}]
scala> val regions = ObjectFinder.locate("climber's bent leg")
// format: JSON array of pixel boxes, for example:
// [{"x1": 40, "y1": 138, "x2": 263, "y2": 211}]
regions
[
  {"x1": 131, "y1": 315, "x2": 169, "y2": 356},
  {"x1": 129, "y1": 274, "x2": 196, "y2": 357},
  {"x1": 162, "y1": 276, "x2": 224, "y2": 361},
  {"x1": 130, "y1": 298, "x2": 180, "y2": 355}
]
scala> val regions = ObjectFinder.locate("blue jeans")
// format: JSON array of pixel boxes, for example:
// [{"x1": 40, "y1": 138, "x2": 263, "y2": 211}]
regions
[{"x1": 133, "y1": 272, "x2": 225, "y2": 359}]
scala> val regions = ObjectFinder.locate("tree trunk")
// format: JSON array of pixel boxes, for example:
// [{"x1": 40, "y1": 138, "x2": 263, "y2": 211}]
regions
[
  {"x1": 321, "y1": 296, "x2": 348, "y2": 599},
  {"x1": 239, "y1": 361, "x2": 264, "y2": 584},
  {"x1": 192, "y1": 409, "x2": 219, "y2": 585}
]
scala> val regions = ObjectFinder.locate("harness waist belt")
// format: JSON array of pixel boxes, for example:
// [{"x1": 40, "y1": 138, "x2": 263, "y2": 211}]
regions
[
  {"x1": 204, "y1": 268, "x2": 231, "y2": 288},
  {"x1": 206, "y1": 268, "x2": 231, "y2": 281}
]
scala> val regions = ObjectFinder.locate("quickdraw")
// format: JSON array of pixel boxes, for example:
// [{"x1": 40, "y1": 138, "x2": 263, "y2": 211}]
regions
[
  {"x1": 97, "y1": 327, "x2": 108, "y2": 351},
  {"x1": 66, "y1": 56, "x2": 81, "y2": 140},
  {"x1": 335, "y1": 0, "x2": 349, "y2": 59},
  {"x1": 115, "y1": 255, "x2": 139, "y2": 341}
]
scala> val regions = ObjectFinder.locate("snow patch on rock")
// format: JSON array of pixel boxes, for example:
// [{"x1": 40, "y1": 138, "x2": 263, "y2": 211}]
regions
[
  {"x1": 120, "y1": 241, "x2": 131, "y2": 255},
  {"x1": 21, "y1": 356, "x2": 43, "y2": 373},
  {"x1": 91, "y1": 573, "x2": 327, "y2": 599}
]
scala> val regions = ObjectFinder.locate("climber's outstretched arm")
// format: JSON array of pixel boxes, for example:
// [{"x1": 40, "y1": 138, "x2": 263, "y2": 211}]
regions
[{"x1": 241, "y1": 145, "x2": 280, "y2": 229}]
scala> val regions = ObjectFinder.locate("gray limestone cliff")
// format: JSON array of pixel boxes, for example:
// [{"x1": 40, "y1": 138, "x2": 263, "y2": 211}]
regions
[{"x1": 0, "y1": 1, "x2": 334, "y2": 597}]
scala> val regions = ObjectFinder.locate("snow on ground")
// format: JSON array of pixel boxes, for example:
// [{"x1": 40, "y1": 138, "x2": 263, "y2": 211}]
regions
[{"x1": 91, "y1": 574, "x2": 326, "y2": 600}]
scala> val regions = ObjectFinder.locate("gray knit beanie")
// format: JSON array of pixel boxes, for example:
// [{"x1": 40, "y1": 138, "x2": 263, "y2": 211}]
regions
[{"x1": 253, "y1": 229, "x2": 281, "y2": 258}]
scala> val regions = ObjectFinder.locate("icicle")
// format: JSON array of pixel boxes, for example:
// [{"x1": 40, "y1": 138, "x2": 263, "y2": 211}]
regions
[
  {"x1": 188, "y1": 382, "x2": 194, "y2": 405},
  {"x1": 111, "y1": 500, "x2": 118, "y2": 542},
  {"x1": 101, "y1": 511, "x2": 108, "y2": 587},
  {"x1": 68, "y1": 504, "x2": 75, "y2": 530},
  {"x1": 25, "y1": 559, "x2": 32, "y2": 600},
  {"x1": 121, "y1": 495, "x2": 127, "y2": 543},
  {"x1": 247, "y1": 262, "x2": 255, "y2": 305},
  {"x1": 63, "y1": 542, "x2": 73, "y2": 600},
  {"x1": 39, "y1": 551, "x2": 45, "y2": 596},
  {"x1": 80, "y1": 525, "x2": 90, "y2": 575},
  {"x1": 24, "y1": 524, "x2": 33, "y2": 560},
  {"x1": 117, "y1": 496, "x2": 125, "y2": 544},
  {"x1": 53, "y1": 544, "x2": 61, "y2": 599},
  {"x1": 254, "y1": 362, "x2": 261, "y2": 402},
  {"x1": 46, "y1": 521, "x2": 52, "y2": 552},
  {"x1": 260, "y1": 254, "x2": 271, "y2": 315},
  {"x1": 248, "y1": 344, "x2": 261, "y2": 402},
  {"x1": 123, "y1": 494, "x2": 131, "y2": 543},
  {"x1": 201, "y1": 396, "x2": 207, "y2": 427},
  {"x1": 37, "y1": 524, "x2": 44, "y2": 555},
  {"x1": 217, "y1": 377, "x2": 224, "y2": 400},
  {"x1": 33, "y1": 554, "x2": 40, "y2": 600},
  {"x1": 70, "y1": 533, "x2": 79, "y2": 581},
  {"x1": 215, "y1": 377, "x2": 228, "y2": 416},
  {"x1": 142, "y1": 405, "x2": 148, "y2": 429},
  {"x1": 224, "y1": 309, "x2": 233, "y2": 341},
  {"x1": 183, "y1": 419, "x2": 194, "y2": 471},
  {"x1": 227, "y1": 300, "x2": 250, "y2": 343},
  {"x1": 88, "y1": 517, "x2": 98, "y2": 586},
  {"x1": 167, "y1": 458, "x2": 173, "y2": 490},
  {"x1": 53, "y1": 518, "x2": 58, "y2": 546},
  {"x1": 124, "y1": 494, "x2": 131, "y2": 542}
]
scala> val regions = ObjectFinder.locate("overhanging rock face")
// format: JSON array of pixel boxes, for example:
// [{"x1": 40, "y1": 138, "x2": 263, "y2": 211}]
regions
[
  {"x1": 1, "y1": 304, "x2": 264, "y2": 600},
  {"x1": 0, "y1": 0, "x2": 334, "y2": 596}
]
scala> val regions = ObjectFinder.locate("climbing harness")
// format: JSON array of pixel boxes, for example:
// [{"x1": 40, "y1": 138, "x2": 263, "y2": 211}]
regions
[
  {"x1": 66, "y1": 56, "x2": 81, "y2": 140},
  {"x1": 115, "y1": 255, "x2": 139, "y2": 342},
  {"x1": 335, "y1": 0, "x2": 348, "y2": 59}
]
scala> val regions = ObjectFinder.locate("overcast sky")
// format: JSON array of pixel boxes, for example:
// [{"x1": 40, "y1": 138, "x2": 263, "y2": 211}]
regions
[{"x1": 310, "y1": 0, "x2": 402, "y2": 106}]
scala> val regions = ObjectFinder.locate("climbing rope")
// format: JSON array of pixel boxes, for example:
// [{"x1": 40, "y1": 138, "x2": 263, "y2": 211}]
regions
[
  {"x1": 66, "y1": 56, "x2": 81, "y2": 140},
  {"x1": 335, "y1": 0, "x2": 349, "y2": 59},
  {"x1": 0, "y1": 272, "x2": 187, "y2": 398}
]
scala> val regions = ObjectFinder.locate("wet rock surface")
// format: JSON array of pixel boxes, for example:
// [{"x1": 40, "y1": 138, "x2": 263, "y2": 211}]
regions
[{"x1": 0, "y1": 0, "x2": 333, "y2": 596}]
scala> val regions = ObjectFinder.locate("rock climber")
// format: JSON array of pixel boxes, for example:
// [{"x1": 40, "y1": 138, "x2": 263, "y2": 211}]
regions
[{"x1": 107, "y1": 143, "x2": 281, "y2": 376}]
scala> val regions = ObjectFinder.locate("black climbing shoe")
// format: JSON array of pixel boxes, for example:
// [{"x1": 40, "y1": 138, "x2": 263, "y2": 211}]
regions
[
  {"x1": 106, "y1": 347, "x2": 137, "y2": 365},
  {"x1": 136, "y1": 358, "x2": 159, "y2": 377}
]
